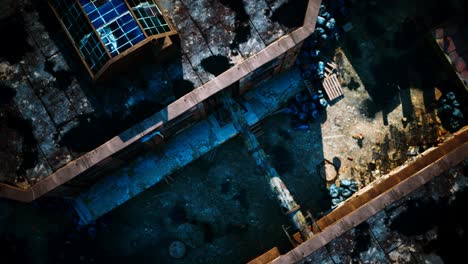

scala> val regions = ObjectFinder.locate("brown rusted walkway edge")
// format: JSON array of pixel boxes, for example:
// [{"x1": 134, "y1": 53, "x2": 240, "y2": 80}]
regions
[
  {"x1": 0, "y1": 0, "x2": 322, "y2": 202},
  {"x1": 270, "y1": 126, "x2": 468, "y2": 264}
]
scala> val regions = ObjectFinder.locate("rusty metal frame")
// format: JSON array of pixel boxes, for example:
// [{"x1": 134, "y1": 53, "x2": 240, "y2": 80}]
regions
[
  {"x1": 75, "y1": 0, "x2": 112, "y2": 59},
  {"x1": 123, "y1": 0, "x2": 150, "y2": 38},
  {"x1": 48, "y1": 0, "x2": 177, "y2": 81},
  {"x1": 47, "y1": 0, "x2": 97, "y2": 78},
  {"x1": 123, "y1": 0, "x2": 177, "y2": 37},
  {"x1": 153, "y1": 0, "x2": 177, "y2": 34}
]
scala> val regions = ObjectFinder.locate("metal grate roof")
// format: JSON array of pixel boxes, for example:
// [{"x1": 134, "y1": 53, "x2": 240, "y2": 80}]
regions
[
  {"x1": 50, "y1": 0, "x2": 109, "y2": 73},
  {"x1": 48, "y1": 0, "x2": 176, "y2": 79},
  {"x1": 80, "y1": 0, "x2": 145, "y2": 56},
  {"x1": 127, "y1": 0, "x2": 171, "y2": 36}
]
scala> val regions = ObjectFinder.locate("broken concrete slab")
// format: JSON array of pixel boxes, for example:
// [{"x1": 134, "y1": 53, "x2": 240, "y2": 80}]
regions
[
  {"x1": 244, "y1": 0, "x2": 286, "y2": 46},
  {"x1": 367, "y1": 211, "x2": 404, "y2": 254},
  {"x1": 13, "y1": 81, "x2": 72, "y2": 170},
  {"x1": 22, "y1": 10, "x2": 63, "y2": 59}
]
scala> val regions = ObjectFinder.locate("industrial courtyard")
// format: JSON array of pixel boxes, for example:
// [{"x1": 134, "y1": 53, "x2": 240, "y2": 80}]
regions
[{"x1": 0, "y1": 0, "x2": 467, "y2": 264}]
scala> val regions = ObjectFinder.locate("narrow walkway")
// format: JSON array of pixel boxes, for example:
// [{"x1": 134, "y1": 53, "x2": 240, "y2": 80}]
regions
[
  {"x1": 221, "y1": 93, "x2": 312, "y2": 240},
  {"x1": 73, "y1": 69, "x2": 306, "y2": 224}
]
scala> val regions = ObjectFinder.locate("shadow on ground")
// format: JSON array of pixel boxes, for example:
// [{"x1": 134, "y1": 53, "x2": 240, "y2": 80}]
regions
[
  {"x1": 341, "y1": 0, "x2": 461, "y2": 125},
  {"x1": 25, "y1": 1, "x2": 193, "y2": 154}
]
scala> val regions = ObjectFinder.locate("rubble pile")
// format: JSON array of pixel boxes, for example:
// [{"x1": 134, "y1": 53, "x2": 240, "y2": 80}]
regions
[
  {"x1": 328, "y1": 179, "x2": 359, "y2": 208},
  {"x1": 296, "y1": 3, "x2": 340, "y2": 84},
  {"x1": 284, "y1": 90, "x2": 327, "y2": 130},
  {"x1": 437, "y1": 91, "x2": 465, "y2": 131},
  {"x1": 285, "y1": 3, "x2": 345, "y2": 130}
]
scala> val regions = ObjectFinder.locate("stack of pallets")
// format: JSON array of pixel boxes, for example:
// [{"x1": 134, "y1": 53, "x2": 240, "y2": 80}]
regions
[{"x1": 322, "y1": 61, "x2": 344, "y2": 101}]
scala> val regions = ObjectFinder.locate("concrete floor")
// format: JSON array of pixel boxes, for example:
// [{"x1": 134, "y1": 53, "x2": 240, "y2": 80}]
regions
[
  {"x1": 0, "y1": 136, "x2": 316, "y2": 264},
  {"x1": 91, "y1": 0, "x2": 463, "y2": 262},
  {"x1": 1, "y1": 0, "x2": 303, "y2": 187},
  {"x1": 319, "y1": 48, "x2": 441, "y2": 187},
  {"x1": 0, "y1": 0, "x2": 465, "y2": 263},
  {"x1": 97, "y1": 137, "x2": 298, "y2": 264}
]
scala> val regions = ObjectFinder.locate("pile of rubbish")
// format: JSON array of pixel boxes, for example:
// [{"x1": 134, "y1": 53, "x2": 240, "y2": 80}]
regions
[
  {"x1": 284, "y1": 91, "x2": 327, "y2": 130},
  {"x1": 297, "y1": 3, "x2": 339, "y2": 84},
  {"x1": 437, "y1": 92, "x2": 465, "y2": 131},
  {"x1": 328, "y1": 179, "x2": 359, "y2": 208}
]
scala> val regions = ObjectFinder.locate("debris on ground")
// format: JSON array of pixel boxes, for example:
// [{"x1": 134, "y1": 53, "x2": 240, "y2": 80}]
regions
[
  {"x1": 324, "y1": 162, "x2": 338, "y2": 181},
  {"x1": 302, "y1": 161, "x2": 468, "y2": 264},
  {"x1": 437, "y1": 91, "x2": 465, "y2": 131},
  {"x1": 284, "y1": 90, "x2": 327, "y2": 130},
  {"x1": 406, "y1": 146, "x2": 420, "y2": 156},
  {"x1": 352, "y1": 133, "x2": 364, "y2": 140},
  {"x1": 297, "y1": 3, "x2": 340, "y2": 92},
  {"x1": 328, "y1": 179, "x2": 359, "y2": 208},
  {"x1": 281, "y1": 3, "x2": 343, "y2": 131}
]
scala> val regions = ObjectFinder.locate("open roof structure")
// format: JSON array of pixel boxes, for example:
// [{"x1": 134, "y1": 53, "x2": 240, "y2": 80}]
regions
[{"x1": 48, "y1": 0, "x2": 176, "y2": 79}]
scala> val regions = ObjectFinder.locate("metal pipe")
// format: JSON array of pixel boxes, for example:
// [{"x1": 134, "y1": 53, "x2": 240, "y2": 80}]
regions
[{"x1": 221, "y1": 93, "x2": 313, "y2": 240}]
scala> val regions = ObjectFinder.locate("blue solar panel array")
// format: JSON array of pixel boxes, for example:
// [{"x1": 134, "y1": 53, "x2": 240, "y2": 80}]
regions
[{"x1": 80, "y1": 0, "x2": 145, "y2": 57}]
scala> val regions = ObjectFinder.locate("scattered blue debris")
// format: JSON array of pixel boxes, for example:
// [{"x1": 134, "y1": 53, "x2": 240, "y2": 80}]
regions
[
  {"x1": 288, "y1": 1, "x2": 344, "y2": 131},
  {"x1": 437, "y1": 91, "x2": 465, "y2": 131},
  {"x1": 329, "y1": 184, "x2": 340, "y2": 198},
  {"x1": 286, "y1": 90, "x2": 327, "y2": 128},
  {"x1": 317, "y1": 16, "x2": 326, "y2": 26},
  {"x1": 294, "y1": 124, "x2": 310, "y2": 131},
  {"x1": 290, "y1": 3, "x2": 341, "y2": 130},
  {"x1": 329, "y1": 179, "x2": 359, "y2": 208},
  {"x1": 317, "y1": 61, "x2": 325, "y2": 79},
  {"x1": 319, "y1": 98, "x2": 328, "y2": 108},
  {"x1": 311, "y1": 110, "x2": 320, "y2": 120}
]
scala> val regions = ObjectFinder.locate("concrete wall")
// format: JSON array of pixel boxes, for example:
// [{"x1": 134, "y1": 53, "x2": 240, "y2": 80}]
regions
[
  {"x1": 0, "y1": 0, "x2": 322, "y2": 202},
  {"x1": 265, "y1": 126, "x2": 468, "y2": 264}
]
